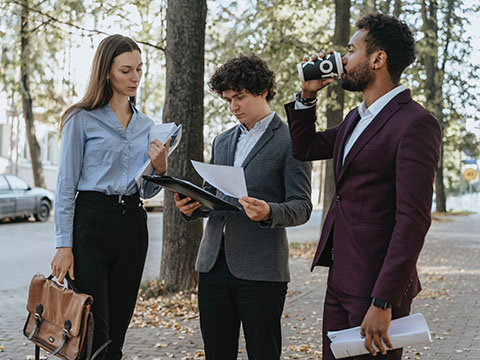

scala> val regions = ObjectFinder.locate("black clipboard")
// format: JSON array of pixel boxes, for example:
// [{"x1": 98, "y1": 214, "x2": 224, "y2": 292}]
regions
[{"x1": 143, "y1": 175, "x2": 240, "y2": 212}]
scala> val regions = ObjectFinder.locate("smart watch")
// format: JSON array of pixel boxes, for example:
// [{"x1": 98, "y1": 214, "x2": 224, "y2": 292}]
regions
[{"x1": 372, "y1": 297, "x2": 392, "y2": 309}]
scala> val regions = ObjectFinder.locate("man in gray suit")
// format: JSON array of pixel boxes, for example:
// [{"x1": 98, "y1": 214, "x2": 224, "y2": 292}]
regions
[{"x1": 175, "y1": 54, "x2": 312, "y2": 360}]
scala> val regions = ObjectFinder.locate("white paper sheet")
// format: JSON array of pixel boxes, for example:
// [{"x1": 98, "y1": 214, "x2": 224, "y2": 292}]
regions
[
  {"x1": 191, "y1": 160, "x2": 248, "y2": 198},
  {"x1": 327, "y1": 313, "x2": 432, "y2": 359},
  {"x1": 135, "y1": 123, "x2": 182, "y2": 189}
]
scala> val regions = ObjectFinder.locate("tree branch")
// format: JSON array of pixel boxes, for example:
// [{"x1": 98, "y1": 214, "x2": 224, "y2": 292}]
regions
[
  {"x1": 30, "y1": 17, "x2": 52, "y2": 34},
  {"x1": 8, "y1": 0, "x2": 166, "y2": 51},
  {"x1": 441, "y1": 0, "x2": 455, "y2": 74}
]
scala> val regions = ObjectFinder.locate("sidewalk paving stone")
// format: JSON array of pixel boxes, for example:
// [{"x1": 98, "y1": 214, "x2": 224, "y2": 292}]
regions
[{"x1": 1, "y1": 214, "x2": 479, "y2": 359}]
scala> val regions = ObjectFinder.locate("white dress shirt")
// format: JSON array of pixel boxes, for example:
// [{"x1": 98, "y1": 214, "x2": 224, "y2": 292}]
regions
[
  {"x1": 234, "y1": 112, "x2": 275, "y2": 166},
  {"x1": 342, "y1": 84, "x2": 406, "y2": 164}
]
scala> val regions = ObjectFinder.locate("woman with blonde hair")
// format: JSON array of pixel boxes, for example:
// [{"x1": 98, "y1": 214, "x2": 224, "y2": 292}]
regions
[{"x1": 51, "y1": 34, "x2": 167, "y2": 359}]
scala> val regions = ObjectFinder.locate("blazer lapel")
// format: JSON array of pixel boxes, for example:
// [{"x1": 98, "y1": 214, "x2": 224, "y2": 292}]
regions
[
  {"x1": 241, "y1": 114, "x2": 280, "y2": 169},
  {"x1": 335, "y1": 109, "x2": 360, "y2": 181},
  {"x1": 338, "y1": 90, "x2": 411, "y2": 183}
]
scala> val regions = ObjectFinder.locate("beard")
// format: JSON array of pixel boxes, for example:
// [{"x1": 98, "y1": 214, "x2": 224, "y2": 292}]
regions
[{"x1": 341, "y1": 61, "x2": 372, "y2": 92}]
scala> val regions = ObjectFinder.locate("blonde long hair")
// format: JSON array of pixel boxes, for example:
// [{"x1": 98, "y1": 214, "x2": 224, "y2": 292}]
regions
[{"x1": 61, "y1": 34, "x2": 141, "y2": 129}]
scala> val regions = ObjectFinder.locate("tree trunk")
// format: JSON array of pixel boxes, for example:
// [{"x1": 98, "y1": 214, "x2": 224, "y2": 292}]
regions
[
  {"x1": 421, "y1": 0, "x2": 447, "y2": 212},
  {"x1": 363, "y1": 0, "x2": 377, "y2": 14},
  {"x1": 160, "y1": 0, "x2": 206, "y2": 290},
  {"x1": 140, "y1": 46, "x2": 150, "y2": 113},
  {"x1": 322, "y1": 0, "x2": 350, "y2": 226},
  {"x1": 393, "y1": 0, "x2": 402, "y2": 17},
  {"x1": 20, "y1": 0, "x2": 45, "y2": 188}
]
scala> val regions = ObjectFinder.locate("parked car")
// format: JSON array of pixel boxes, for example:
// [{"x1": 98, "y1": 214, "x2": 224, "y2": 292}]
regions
[{"x1": 0, "y1": 174, "x2": 54, "y2": 222}]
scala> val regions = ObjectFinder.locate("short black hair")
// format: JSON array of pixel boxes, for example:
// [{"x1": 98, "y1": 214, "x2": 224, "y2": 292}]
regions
[
  {"x1": 208, "y1": 54, "x2": 277, "y2": 102},
  {"x1": 356, "y1": 13, "x2": 416, "y2": 83}
]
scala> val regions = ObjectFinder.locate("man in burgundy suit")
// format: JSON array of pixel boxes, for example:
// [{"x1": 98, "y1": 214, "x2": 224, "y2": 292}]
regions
[{"x1": 284, "y1": 13, "x2": 442, "y2": 359}]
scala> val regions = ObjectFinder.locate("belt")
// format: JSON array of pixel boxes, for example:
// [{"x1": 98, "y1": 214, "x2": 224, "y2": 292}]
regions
[{"x1": 76, "y1": 191, "x2": 143, "y2": 214}]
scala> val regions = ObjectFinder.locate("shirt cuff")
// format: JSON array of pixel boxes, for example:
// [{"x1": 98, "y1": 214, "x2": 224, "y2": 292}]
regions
[
  {"x1": 294, "y1": 100, "x2": 316, "y2": 110},
  {"x1": 55, "y1": 234, "x2": 73, "y2": 248}
]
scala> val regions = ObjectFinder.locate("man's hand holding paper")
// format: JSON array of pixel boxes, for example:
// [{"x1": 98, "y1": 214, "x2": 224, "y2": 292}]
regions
[
  {"x1": 238, "y1": 196, "x2": 271, "y2": 221},
  {"x1": 190, "y1": 160, "x2": 272, "y2": 221},
  {"x1": 360, "y1": 305, "x2": 393, "y2": 356}
]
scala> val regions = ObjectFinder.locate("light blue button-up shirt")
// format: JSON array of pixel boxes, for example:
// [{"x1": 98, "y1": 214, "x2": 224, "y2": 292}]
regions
[{"x1": 54, "y1": 103, "x2": 161, "y2": 247}]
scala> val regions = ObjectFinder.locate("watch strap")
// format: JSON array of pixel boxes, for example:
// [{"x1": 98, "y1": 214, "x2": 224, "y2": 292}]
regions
[
  {"x1": 295, "y1": 91, "x2": 317, "y2": 106},
  {"x1": 372, "y1": 297, "x2": 392, "y2": 309}
]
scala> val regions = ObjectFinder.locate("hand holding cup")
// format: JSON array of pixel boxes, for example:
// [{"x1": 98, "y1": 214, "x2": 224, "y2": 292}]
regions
[{"x1": 298, "y1": 51, "x2": 343, "y2": 97}]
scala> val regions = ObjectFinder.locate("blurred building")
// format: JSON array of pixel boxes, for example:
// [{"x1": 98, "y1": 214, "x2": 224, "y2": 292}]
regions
[{"x1": 0, "y1": 104, "x2": 60, "y2": 191}]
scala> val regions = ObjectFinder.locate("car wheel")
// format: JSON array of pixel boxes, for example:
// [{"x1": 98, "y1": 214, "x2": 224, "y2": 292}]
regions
[{"x1": 34, "y1": 200, "x2": 51, "y2": 222}]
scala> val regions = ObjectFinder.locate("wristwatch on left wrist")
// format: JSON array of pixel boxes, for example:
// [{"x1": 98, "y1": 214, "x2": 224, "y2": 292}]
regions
[
  {"x1": 295, "y1": 91, "x2": 317, "y2": 106},
  {"x1": 372, "y1": 297, "x2": 392, "y2": 309}
]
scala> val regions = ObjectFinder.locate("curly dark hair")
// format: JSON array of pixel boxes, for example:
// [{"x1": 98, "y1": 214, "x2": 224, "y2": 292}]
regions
[
  {"x1": 208, "y1": 54, "x2": 277, "y2": 102},
  {"x1": 356, "y1": 13, "x2": 416, "y2": 83}
]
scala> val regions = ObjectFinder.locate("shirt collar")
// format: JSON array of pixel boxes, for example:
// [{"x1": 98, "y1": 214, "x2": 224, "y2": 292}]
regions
[
  {"x1": 239, "y1": 111, "x2": 275, "y2": 134},
  {"x1": 103, "y1": 100, "x2": 139, "y2": 114},
  {"x1": 358, "y1": 84, "x2": 406, "y2": 120},
  {"x1": 129, "y1": 100, "x2": 139, "y2": 114}
]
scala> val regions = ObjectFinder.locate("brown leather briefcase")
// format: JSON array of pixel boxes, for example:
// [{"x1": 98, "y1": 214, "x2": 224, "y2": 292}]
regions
[{"x1": 23, "y1": 273, "x2": 109, "y2": 360}]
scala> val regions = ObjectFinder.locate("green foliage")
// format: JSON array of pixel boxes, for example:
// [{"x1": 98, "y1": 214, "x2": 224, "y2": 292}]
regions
[
  {"x1": 1, "y1": 0, "x2": 478, "y2": 195},
  {"x1": 0, "y1": 0, "x2": 168, "y2": 124},
  {"x1": 402, "y1": 0, "x2": 480, "y2": 192},
  {"x1": 205, "y1": 0, "x2": 336, "y2": 135},
  {"x1": 0, "y1": 0, "x2": 86, "y2": 124}
]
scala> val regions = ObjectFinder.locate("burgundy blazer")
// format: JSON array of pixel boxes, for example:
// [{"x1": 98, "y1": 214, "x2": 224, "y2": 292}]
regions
[{"x1": 284, "y1": 90, "x2": 442, "y2": 307}]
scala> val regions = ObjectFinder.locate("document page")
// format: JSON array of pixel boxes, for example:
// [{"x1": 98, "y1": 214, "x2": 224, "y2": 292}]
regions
[
  {"x1": 135, "y1": 123, "x2": 182, "y2": 189},
  {"x1": 327, "y1": 313, "x2": 432, "y2": 359},
  {"x1": 191, "y1": 160, "x2": 248, "y2": 198}
]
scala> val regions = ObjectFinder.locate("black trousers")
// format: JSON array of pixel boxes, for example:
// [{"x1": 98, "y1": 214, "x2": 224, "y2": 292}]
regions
[
  {"x1": 198, "y1": 248, "x2": 288, "y2": 360},
  {"x1": 72, "y1": 192, "x2": 148, "y2": 360}
]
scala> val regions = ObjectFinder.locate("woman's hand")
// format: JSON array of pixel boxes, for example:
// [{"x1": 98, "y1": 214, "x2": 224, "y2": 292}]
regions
[
  {"x1": 51, "y1": 247, "x2": 74, "y2": 283},
  {"x1": 148, "y1": 139, "x2": 170, "y2": 175}
]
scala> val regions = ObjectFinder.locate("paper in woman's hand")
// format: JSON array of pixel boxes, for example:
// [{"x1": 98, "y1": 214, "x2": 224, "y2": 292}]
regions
[{"x1": 135, "y1": 123, "x2": 182, "y2": 189}]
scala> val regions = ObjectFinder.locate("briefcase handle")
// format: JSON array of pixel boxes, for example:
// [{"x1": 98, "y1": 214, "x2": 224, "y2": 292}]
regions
[{"x1": 47, "y1": 274, "x2": 82, "y2": 294}]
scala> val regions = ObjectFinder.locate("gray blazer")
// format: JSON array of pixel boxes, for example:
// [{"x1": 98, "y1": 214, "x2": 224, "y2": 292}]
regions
[{"x1": 190, "y1": 114, "x2": 312, "y2": 282}]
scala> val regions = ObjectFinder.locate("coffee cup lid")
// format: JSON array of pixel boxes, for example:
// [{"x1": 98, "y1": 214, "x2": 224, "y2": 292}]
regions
[{"x1": 332, "y1": 52, "x2": 344, "y2": 77}]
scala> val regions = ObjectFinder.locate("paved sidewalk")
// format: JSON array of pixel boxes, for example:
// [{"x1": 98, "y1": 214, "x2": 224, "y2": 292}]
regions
[{"x1": 1, "y1": 213, "x2": 479, "y2": 359}]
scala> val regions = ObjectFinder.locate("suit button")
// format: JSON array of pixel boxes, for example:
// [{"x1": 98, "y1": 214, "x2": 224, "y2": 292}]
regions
[{"x1": 336, "y1": 195, "x2": 341, "y2": 202}]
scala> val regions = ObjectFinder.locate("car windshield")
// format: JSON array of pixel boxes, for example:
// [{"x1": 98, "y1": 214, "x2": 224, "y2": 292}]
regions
[
  {"x1": 5, "y1": 174, "x2": 29, "y2": 190},
  {"x1": 0, "y1": 175, "x2": 9, "y2": 190}
]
